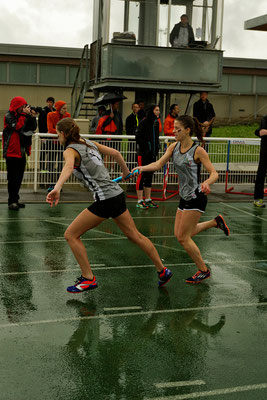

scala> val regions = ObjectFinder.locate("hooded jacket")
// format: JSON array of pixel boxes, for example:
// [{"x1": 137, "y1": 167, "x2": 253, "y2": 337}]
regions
[
  {"x1": 2, "y1": 96, "x2": 37, "y2": 158},
  {"x1": 135, "y1": 105, "x2": 160, "y2": 157},
  {"x1": 47, "y1": 101, "x2": 71, "y2": 134},
  {"x1": 96, "y1": 109, "x2": 123, "y2": 137},
  {"x1": 163, "y1": 113, "x2": 176, "y2": 136}
]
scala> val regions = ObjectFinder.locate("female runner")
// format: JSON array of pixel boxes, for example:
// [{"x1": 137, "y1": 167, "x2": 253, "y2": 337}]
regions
[
  {"x1": 133, "y1": 115, "x2": 230, "y2": 284},
  {"x1": 46, "y1": 118, "x2": 172, "y2": 293}
]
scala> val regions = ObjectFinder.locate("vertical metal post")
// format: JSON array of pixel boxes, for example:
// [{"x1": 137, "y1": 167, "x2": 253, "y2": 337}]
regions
[
  {"x1": 124, "y1": 0, "x2": 129, "y2": 32},
  {"x1": 202, "y1": 0, "x2": 207, "y2": 41},
  {"x1": 225, "y1": 139, "x2": 231, "y2": 193},
  {"x1": 211, "y1": 0, "x2": 218, "y2": 47},
  {"x1": 156, "y1": 0, "x2": 160, "y2": 47},
  {"x1": 33, "y1": 134, "x2": 38, "y2": 193},
  {"x1": 167, "y1": 0, "x2": 171, "y2": 47}
]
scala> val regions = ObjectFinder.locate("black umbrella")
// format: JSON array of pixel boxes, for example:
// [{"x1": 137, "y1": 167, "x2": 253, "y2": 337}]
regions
[{"x1": 93, "y1": 92, "x2": 127, "y2": 106}]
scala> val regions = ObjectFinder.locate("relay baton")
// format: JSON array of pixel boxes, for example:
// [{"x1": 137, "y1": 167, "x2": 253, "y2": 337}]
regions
[{"x1": 113, "y1": 169, "x2": 139, "y2": 183}]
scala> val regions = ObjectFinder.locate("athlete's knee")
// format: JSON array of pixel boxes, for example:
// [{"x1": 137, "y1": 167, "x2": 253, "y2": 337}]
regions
[
  {"x1": 176, "y1": 232, "x2": 188, "y2": 246},
  {"x1": 125, "y1": 228, "x2": 143, "y2": 243},
  {"x1": 64, "y1": 228, "x2": 78, "y2": 242}
]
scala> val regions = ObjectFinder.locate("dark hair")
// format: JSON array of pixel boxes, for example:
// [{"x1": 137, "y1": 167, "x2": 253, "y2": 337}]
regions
[
  {"x1": 46, "y1": 97, "x2": 55, "y2": 103},
  {"x1": 170, "y1": 103, "x2": 178, "y2": 113},
  {"x1": 132, "y1": 102, "x2": 139, "y2": 107},
  {"x1": 181, "y1": 14, "x2": 188, "y2": 19},
  {"x1": 56, "y1": 117, "x2": 81, "y2": 147},
  {"x1": 176, "y1": 115, "x2": 204, "y2": 144},
  {"x1": 98, "y1": 105, "x2": 106, "y2": 112}
]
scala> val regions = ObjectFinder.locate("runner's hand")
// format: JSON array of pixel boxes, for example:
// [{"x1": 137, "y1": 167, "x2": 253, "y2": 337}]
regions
[{"x1": 46, "y1": 188, "x2": 60, "y2": 207}]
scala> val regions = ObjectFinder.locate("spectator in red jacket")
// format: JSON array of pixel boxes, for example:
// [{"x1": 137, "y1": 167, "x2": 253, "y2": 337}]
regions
[
  {"x1": 2, "y1": 96, "x2": 37, "y2": 210},
  {"x1": 163, "y1": 104, "x2": 180, "y2": 136},
  {"x1": 46, "y1": 101, "x2": 71, "y2": 192}
]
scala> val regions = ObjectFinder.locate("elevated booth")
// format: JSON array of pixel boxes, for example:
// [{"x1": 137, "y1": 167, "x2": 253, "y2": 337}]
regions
[{"x1": 90, "y1": 0, "x2": 224, "y2": 110}]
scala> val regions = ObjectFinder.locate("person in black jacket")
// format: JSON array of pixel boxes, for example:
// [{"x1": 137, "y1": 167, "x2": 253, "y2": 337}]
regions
[
  {"x1": 135, "y1": 104, "x2": 160, "y2": 209},
  {"x1": 193, "y1": 92, "x2": 215, "y2": 137},
  {"x1": 38, "y1": 97, "x2": 55, "y2": 174},
  {"x1": 126, "y1": 103, "x2": 140, "y2": 171},
  {"x1": 170, "y1": 14, "x2": 195, "y2": 48},
  {"x1": 254, "y1": 116, "x2": 267, "y2": 207},
  {"x1": 38, "y1": 97, "x2": 55, "y2": 133}
]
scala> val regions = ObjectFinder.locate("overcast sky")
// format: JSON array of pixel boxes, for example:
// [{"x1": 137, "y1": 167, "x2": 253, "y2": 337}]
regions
[{"x1": 0, "y1": 0, "x2": 267, "y2": 59}]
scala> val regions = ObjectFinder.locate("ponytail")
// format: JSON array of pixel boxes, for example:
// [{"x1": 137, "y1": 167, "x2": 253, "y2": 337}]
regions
[
  {"x1": 56, "y1": 117, "x2": 80, "y2": 147},
  {"x1": 176, "y1": 115, "x2": 205, "y2": 144}
]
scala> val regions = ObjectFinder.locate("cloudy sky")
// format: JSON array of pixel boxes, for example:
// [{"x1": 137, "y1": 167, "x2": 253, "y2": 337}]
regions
[{"x1": 1, "y1": 0, "x2": 267, "y2": 59}]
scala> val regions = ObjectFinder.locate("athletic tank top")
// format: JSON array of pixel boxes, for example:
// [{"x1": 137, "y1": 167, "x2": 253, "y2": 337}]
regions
[
  {"x1": 67, "y1": 140, "x2": 123, "y2": 201},
  {"x1": 172, "y1": 142, "x2": 201, "y2": 201}
]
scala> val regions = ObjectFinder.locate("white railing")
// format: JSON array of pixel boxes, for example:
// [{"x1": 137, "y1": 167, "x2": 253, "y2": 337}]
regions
[{"x1": 0, "y1": 134, "x2": 263, "y2": 195}]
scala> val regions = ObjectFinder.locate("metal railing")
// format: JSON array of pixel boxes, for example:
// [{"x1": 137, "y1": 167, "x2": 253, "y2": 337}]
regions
[
  {"x1": 0, "y1": 134, "x2": 265, "y2": 196},
  {"x1": 70, "y1": 44, "x2": 90, "y2": 118}
]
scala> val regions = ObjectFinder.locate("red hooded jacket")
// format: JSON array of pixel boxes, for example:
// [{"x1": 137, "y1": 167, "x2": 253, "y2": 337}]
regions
[
  {"x1": 3, "y1": 96, "x2": 36, "y2": 158},
  {"x1": 47, "y1": 101, "x2": 71, "y2": 134}
]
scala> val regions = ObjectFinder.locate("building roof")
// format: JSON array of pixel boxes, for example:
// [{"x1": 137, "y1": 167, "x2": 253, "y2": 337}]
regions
[{"x1": 244, "y1": 14, "x2": 267, "y2": 31}]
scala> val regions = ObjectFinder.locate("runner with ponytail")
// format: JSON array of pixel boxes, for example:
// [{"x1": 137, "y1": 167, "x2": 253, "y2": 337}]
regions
[
  {"x1": 46, "y1": 118, "x2": 172, "y2": 293},
  {"x1": 132, "y1": 115, "x2": 230, "y2": 284}
]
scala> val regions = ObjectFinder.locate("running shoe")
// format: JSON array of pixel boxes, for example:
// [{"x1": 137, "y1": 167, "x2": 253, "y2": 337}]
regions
[
  {"x1": 254, "y1": 199, "x2": 265, "y2": 208},
  {"x1": 67, "y1": 276, "x2": 98, "y2": 293},
  {"x1": 145, "y1": 200, "x2": 159, "y2": 208},
  {"x1": 136, "y1": 201, "x2": 149, "y2": 209},
  {"x1": 158, "y1": 267, "x2": 173, "y2": 287},
  {"x1": 186, "y1": 269, "x2": 210, "y2": 284},
  {"x1": 215, "y1": 215, "x2": 230, "y2": 236}
]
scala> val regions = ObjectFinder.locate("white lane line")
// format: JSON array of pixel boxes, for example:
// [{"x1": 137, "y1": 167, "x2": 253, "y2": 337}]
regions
[
  {"x1": 43, "y1": 219, "x2": 69, "y2": 227},
  {"x1": 0, "y1": 260, "x2": 267, "y2": 277},
  {"x1": 0, "y1": 214, "x2": 249, "y2": 222},
  {"x1": 3, "y1": 231, "x2": 267, "y2": 245},
  {"x1": 225, "y1": 264, "x2": 267, "y2": 275},
  {"x1": 44, "y1": 220, "x2": 122, "y2": 238},
  {"x1": 0, "y1": 302, "x2": 266, "y2": 328},
  {"x1": 154, "y1": 243, "x2": 185, "y2": 253},
  {"x1": 104, "y1": 306, "x2": 142, "y2": 311},
  {"x1": 0, "y1": 263, "x2": 194, "y2": 277},
  {"x1": 146, "y1": 383, "x2": 267, "y2": 400},
  {"x1": 91, "y1": 228, "x2": 122, "y2": 238},
  {"x1": 221, "y1": 202, "x2": 267, "y2": 222},
  {"x1": 155, "y1": 380, "x2": 206, "y2": 389}
]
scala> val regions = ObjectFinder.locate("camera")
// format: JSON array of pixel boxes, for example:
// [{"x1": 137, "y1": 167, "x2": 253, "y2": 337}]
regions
[{"x1": 28, "y1": 105, "x2": 42, "y2": 113}]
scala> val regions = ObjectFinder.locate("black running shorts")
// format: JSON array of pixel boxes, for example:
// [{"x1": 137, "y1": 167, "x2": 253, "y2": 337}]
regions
[
  {"x1": 88, "y1": 192, "x2": 127, "y2": 219},
  {"x1": 178, "y1": 188, "x2": 207, "y2": 213}
]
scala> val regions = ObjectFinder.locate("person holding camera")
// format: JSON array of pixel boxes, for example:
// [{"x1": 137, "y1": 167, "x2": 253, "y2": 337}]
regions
[
  {"x1": 2, "y1": 96, "x2": 37, "y2": 210},
  {"x1": 47, "y1": 100, "x2": 71, "y2": 192}
]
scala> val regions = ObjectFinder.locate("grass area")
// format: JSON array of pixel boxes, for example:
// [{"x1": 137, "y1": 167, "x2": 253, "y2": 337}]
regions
[{"x1": 212, "y1": 123, "x2": 258, "y2": 138}]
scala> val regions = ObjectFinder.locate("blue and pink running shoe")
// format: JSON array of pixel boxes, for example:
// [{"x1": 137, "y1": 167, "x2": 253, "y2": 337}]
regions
[
  {"x1": 67, "y1": 276, "x2": 98, "y2": 293},
  {"x1": 158, "y1": 267, "x2": 173, "y2": 287}
]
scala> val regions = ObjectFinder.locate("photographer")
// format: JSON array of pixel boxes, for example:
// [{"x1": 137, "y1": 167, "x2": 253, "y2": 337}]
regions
[{"x1": 3, "y1": 96, "x2": 37, "y2": 210}]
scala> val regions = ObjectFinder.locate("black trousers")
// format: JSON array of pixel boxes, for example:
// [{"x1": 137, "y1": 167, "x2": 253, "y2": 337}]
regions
[
  {"x1": 254, "y1": 150, "x2": 267, "y2": 200},
  {"x1": 6, "y1": 155, "x2": 26, "y2": 205}
]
